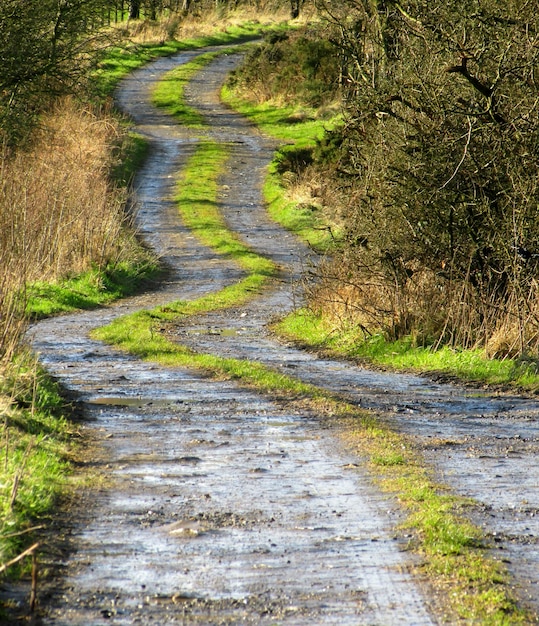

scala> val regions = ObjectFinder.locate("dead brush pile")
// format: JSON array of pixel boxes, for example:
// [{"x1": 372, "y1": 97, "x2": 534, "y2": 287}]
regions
[{"x1": 0, "y1": 97, "x2": 131, "y2": 368}]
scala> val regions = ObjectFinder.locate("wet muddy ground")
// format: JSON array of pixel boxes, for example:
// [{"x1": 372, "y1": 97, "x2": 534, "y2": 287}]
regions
[{"x1": 19, "y1": 48, "x2": 539, "y2": 623}]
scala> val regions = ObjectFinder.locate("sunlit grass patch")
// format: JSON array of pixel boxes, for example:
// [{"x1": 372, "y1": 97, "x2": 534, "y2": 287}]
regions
[
  {"x1": 0, "y1": 356, "x2": 75, "y2": 576},
  {"x1": 221, "y1": 85, "x2": 337, "y2": 146},
  {"x1": 110, "y1": 131, "x2": 149, "y2": 187},
  {"x1": 26, "y1": 258, "x2": 161, "y2": 319},
  {"x1": 275, "y1": 308, "x2": 539, "y2": 391},
  {"x1": 264, "y1": 161, "x2": 334, "y2": 252},
  {"x1": 221, "y1": 85, "x2": 340, "y2": 252},
  {"x1": 153, "y1": 49, "x2": 238, "y2": 127}
]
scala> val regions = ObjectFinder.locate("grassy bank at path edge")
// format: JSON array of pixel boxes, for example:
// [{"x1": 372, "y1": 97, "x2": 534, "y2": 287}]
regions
[
  {"x1": 0, "y1": 355, "x2": 79, "y2": 620},
  {"x1": 221, "y1": 84, "x2": 339, "y2": 252},
  {"x1": 276, "y1": 308, "x2": 539, "y2": 392}
]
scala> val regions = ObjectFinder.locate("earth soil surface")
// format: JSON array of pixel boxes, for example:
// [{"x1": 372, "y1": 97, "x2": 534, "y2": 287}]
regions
[{"x1": 12, "y1": 47, "x2": 539, "y2": 624}]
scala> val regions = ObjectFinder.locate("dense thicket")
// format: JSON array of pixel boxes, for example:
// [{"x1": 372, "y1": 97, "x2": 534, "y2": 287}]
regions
[
  {"x1": 309, "y1": 1, "x2": 539, "y2": 357},
  {"x1": 227, "y1": 27, "x2": 341, "y2": 107},
  {"x1": 0, "y1": 0, "x2": 119, "y2": 145},
  {"x1": 229, "y1": 2, "x2": 539, "y2": 356}
]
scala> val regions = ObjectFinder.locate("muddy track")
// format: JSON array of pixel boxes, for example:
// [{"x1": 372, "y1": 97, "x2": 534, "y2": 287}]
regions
[{"x1": 24, "y1": 48, "x2": 539, "y2": 624}]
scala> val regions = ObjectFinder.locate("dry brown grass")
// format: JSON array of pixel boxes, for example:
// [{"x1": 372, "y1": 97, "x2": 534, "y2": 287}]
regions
[
  {"x1": 113, "y1": 2, "x2": 295, "y2": 46},
  {"x1": 0, "y1": 97, "x2": 131, "y2": 366}
]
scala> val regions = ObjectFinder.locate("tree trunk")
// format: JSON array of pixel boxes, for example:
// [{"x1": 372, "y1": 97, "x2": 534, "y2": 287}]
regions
[
  {"x1": 129, "y1": 0, "x2": 140, "y2": 19},
  {"x1": 290, "y1": 0, "x2": 300, "y2": 19}
]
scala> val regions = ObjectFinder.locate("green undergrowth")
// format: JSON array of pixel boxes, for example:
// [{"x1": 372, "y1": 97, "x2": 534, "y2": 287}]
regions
[
  {"x1": 25, "y1": 256, "x2": 161, "y2": 320},
  {"x1": 264, "y1": 159, "x2": 334, "y2": 252},
  {"x1": 275, "y1": 308, "x2": 539, "y2": 392},
  {"x1": 0, "y1": 355, "x2": 76, "y2": 590},
  {"x1": 221, "y1": 84, "x2": 335, "y2": 146},
  {"x1": 110, "y1": 131, "x2": 149, "y2": 187}
]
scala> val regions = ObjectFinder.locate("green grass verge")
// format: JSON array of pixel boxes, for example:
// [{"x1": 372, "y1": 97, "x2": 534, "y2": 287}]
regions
[
  {"x1": 264, "y1": 158, "x2": 335, "y2": 252},
  {"x1": 275, "y1": 308, "x2": 539, "y2": 392},
  {"x1": 0, "y1": 356, "x2": 76, "y2": 594},
  {"x1": 25, "y1": 127, "x2": 160, "y2": 319},
  {"x1": 221, "y1": 84, "x2": 339, "y2": 252},
  {"x1": 25, "y1": 256, "x2": 161, "y2": 320},
  {"x1": 110, "y1": 131, "x2": 149, "y2": 187},
  {"x1": 221, "y1": 84, "x2": 335, "y2": 146}
]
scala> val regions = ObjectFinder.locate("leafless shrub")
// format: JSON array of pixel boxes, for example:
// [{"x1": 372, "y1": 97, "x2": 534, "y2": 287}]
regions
[{"x1": 309, "y1": 0, "x2": 539, "y2": 357}]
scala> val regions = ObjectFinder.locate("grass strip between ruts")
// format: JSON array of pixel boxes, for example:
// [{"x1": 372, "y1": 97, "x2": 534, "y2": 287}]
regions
[
  {"x1": 152, "y1": 48, "x2": 242, "y2": 128},
  {"x1": 93, "y1": 137, "x2": 277, "y2": 347},
  {"x1": 93, "y1": 139, "x2": 531, "y2": 626}
]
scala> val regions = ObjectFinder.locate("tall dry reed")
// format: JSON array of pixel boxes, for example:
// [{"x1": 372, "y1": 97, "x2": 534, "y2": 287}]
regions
[{"x1": 0, "y1": 97, "x2": 130, "y2": 367}]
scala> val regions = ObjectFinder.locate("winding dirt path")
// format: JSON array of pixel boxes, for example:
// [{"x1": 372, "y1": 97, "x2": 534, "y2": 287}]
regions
[{"x1": 27, "y1": 48, "x2": 539, "y2": 623}]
